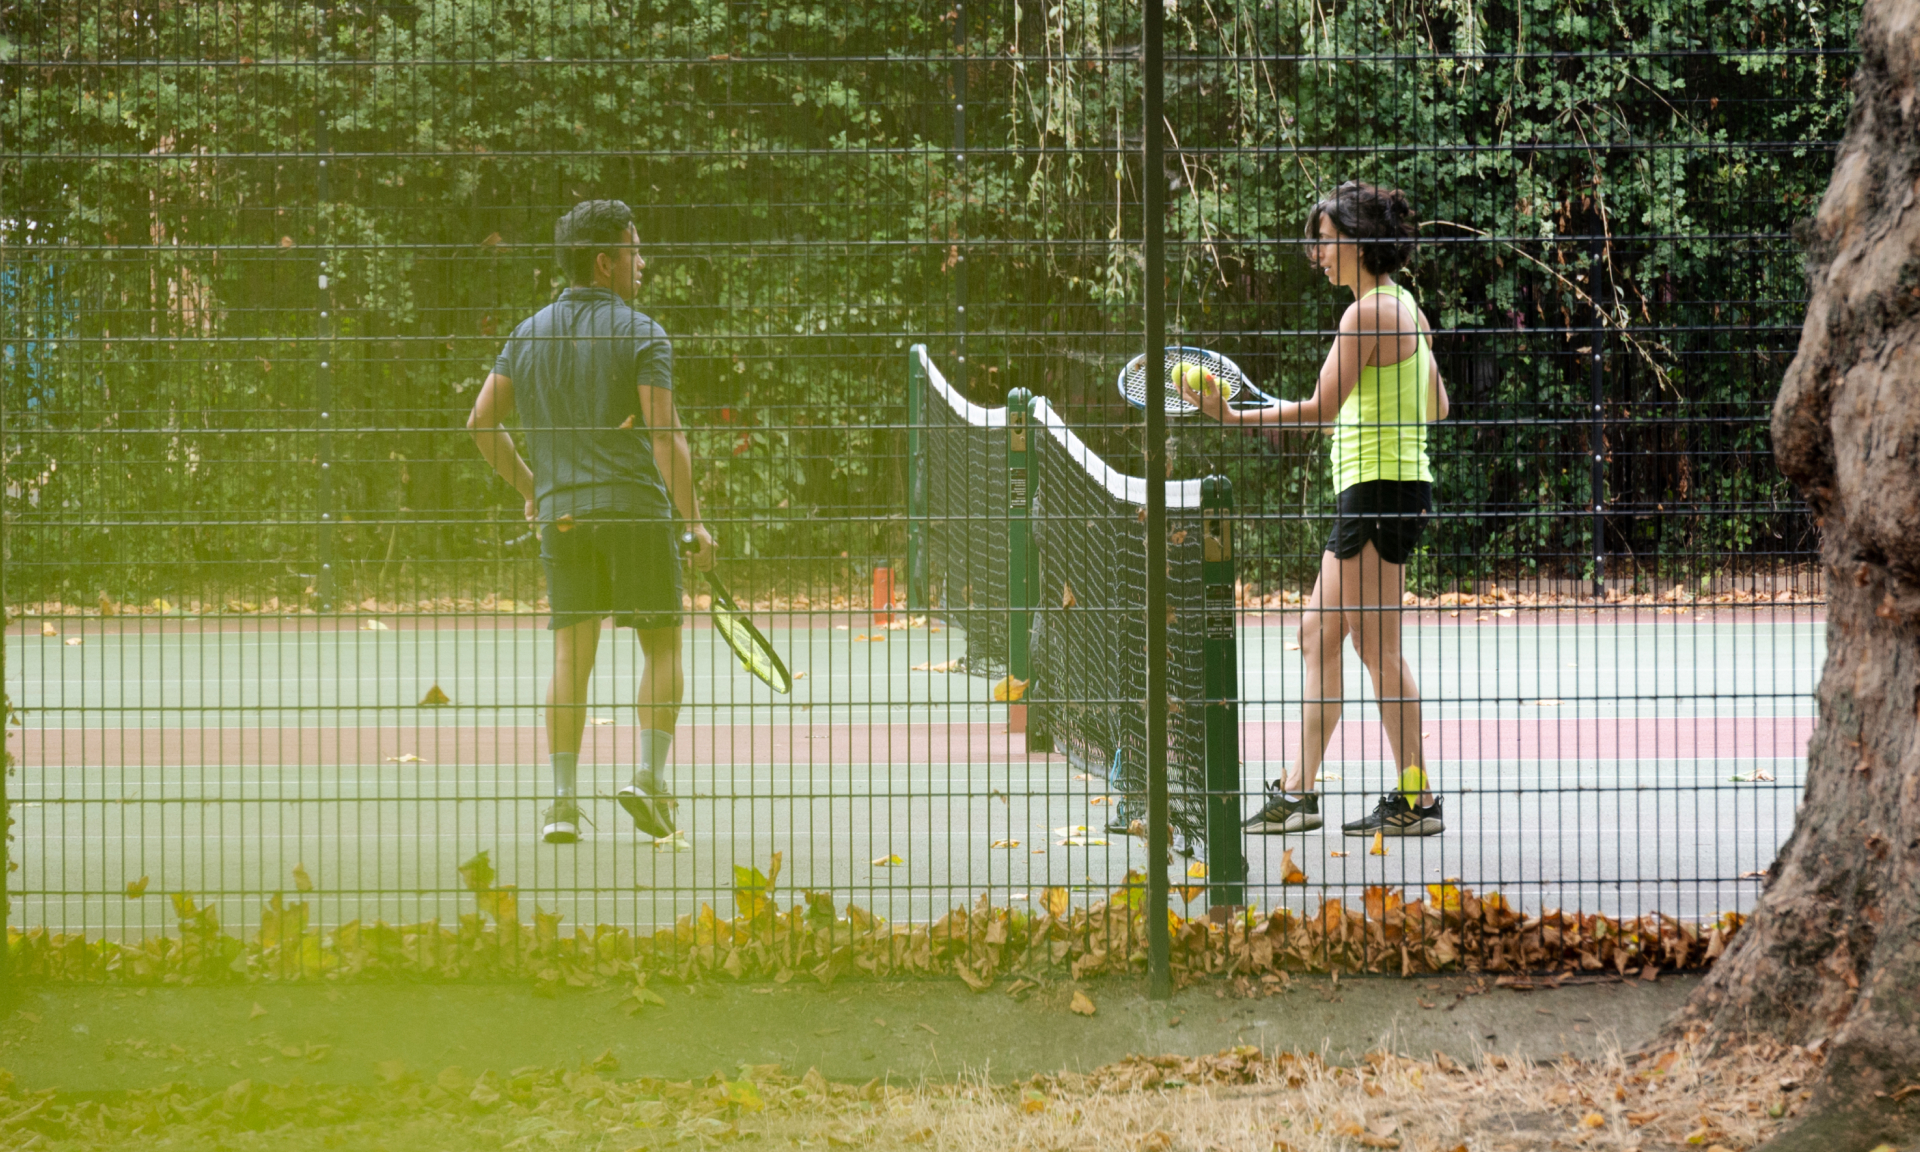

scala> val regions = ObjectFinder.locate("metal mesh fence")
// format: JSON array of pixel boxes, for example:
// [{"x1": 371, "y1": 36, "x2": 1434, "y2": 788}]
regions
[{"x1": 1, "y1": 0, "x2": 1847, "y2": 986}]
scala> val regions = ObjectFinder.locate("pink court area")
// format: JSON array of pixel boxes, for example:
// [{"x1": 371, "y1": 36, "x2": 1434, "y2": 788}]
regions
[{"x1": 18, "y1": 716, "x2": 1812, "y2": 771}]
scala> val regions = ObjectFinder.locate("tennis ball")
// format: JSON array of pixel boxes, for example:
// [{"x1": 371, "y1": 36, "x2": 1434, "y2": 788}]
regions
[
  {"x1": 1175, "y1": 363, "x2": 1204, "y2": 393},
  {"x1": 1200, "y1": 368, "x2": 1221, "y2": 397}
]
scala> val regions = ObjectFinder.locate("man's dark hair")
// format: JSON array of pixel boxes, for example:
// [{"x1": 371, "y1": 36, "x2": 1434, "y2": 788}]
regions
[
  {"x1": 1306, "y1": 181, "x2": 1417, "y2": 275},
  {"x1": 554, "y1": 200, "x2": 636, "y2": 285}
]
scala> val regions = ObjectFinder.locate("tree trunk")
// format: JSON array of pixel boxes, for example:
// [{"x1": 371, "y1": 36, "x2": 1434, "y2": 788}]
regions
[{"x1": 1674, "y1": 1, "x2": 1920, "y2": 1145}]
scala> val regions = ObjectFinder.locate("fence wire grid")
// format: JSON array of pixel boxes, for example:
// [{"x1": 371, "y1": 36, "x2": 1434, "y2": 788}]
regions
[{"x1": 1, "y1": 0, "x2": 1848, "y2": 987}]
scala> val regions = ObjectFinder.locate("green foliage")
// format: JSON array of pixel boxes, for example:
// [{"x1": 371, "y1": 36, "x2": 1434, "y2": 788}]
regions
[{"x1": 0, "y1": 0, "x2": 1854, "y2": 602}]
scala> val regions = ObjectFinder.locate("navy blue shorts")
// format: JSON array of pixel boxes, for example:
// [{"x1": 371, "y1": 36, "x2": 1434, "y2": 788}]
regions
[
  {"x1": 539, "y1": 512, "x2": 683, "y2": 632},
  {"x1": 1326, "y1": 480, "x2": 1432, "y2": 566}
]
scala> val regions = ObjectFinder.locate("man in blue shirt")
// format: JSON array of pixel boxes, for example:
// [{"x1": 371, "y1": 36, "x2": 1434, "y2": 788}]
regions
[{"x1": 468, "y1": 200, "x2": 716, "y2": 843}]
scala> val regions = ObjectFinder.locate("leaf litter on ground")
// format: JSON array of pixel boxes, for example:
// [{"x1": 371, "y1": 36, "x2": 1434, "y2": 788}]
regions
[{"x1": 0, "y1": 1029, "x2": 1820, "y2": 1151}]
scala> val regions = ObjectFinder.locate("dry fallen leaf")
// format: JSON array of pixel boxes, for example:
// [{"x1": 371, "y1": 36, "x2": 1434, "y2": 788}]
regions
[
  {"x1": 361, "y1": 619, "x2": 390, "y2": 631},
  {"x1": 386, "y1": 753, "x2": 423, "y2": 764},
  {"x1": 1580, "y1": 1112, "x2": 1605, "y2": 1129},
  {"x1": 1089, "y1": 796, "x2": 1111, "y2": 805},
  {"x1": 1330, "y1": 851, "x2": 1349, "y2": 858},
  {"x1": 1280, "y1": 848, "x2": 1307, "y2": 885},
  {"x1": 1042, "y1": 887, "x2": 1070, "y2": 917},
  {"x1": 990, "y1": 840, "x2": 1020, "y2": 849},
  {"x1": 65, "y1": 637, "x2": 83, "y2": 646},
  {"x1": 1069, "y1": 991, "x2": 1096, "y2": 1016},
  {"x1": 1057, "y1": 837, "x2": 1107, "y2": 846},
  {"x1": 1053, "y1": 825, "x2": 1089, "y2": 838},
  {"x1": 590, "y1": 717, "x2": 615, "y2": 725},
  {"x1": 794, "y1": 672, "x2": 808, "y2": 680},
  {"x1": 992, "y1": 675, "x2": 1028, "y2": 702},
  {"x1": 41, "y1": 621, "x2": 58, "y2": 636},
  {"x1": 457, "y1": 851, "x2": 495, "y2": 893},
  {"x1": 1061, "y1": 581, "x2": 1077, "y2": 609},
  {"x1": 418, "y1": 684, "x2": 451, "y2": 707},
  {"x1": 1371, "y1": 830, "x2": 1388, "y2": 856},
  {"x1": 1531, "y1": 698, "x2": 1563, "y2": 707},
  {"x1": 293, "y1": 863, "x2": 314, "y2": 892},
  {"x1": 1186, "y1": 861, "x2": 1208, "y2": 879},
  {"x1": 124, "y1": 876, "x2": 150, "y2": 899},
  {"x1": 871, "y1": 854, "x2": 904, "y2": 867}
]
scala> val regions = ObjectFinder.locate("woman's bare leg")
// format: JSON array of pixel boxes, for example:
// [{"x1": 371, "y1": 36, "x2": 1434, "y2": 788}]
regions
[
  {"x1": 1341, "y1": 541, "x2": 1431, "y2": 805},
  {"x1": 1284, "y1": 549, "x2": 1349, "y2": 793}
]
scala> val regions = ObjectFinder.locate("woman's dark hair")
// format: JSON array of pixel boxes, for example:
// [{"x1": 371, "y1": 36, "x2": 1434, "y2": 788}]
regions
[
  {"x1": 1306, "y1": 181, "x2": 1417, "y2": 275},
  {"x1": 554, "y1": 199, "x2": 636, "y2": 284}
]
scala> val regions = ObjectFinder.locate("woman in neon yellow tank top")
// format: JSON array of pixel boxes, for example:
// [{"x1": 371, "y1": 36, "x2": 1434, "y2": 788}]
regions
[{"x1": 1185, "y1": 181, "x2": 1452, "y2": 839}]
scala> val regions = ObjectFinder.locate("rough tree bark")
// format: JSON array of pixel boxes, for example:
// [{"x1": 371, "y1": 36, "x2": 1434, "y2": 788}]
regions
[{"x1": 1673, "y1": 1, "x2": 1920, "y2": 1146}]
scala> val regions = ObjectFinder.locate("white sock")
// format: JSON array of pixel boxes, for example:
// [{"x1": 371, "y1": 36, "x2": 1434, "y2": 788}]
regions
[
  {"x1": 551, "y1": 752, "x2": 579, "y2": 799},
  {"x1": 634, "y1": 729, "x2": 673, "y2": 791}
]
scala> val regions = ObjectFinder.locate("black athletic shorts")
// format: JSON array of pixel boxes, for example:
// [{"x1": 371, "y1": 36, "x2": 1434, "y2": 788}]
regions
[
  {"x1": 539, "y1": 511, "x2": 683, "y2": 632},
  {"x1": 1325, "y1": 479, "x2": 1433, "y2": 565}
]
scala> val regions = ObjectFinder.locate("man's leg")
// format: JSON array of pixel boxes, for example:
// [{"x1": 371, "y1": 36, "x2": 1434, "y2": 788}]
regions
[
  {"x1": 542, "y1": 617, "x2": 601, "y2": 842},
  {"x1": 613, "y1": 624, "x2": 685, "y2": 838},
  {"x1": 632, "y1": 625, "x2": 684, "y2": 789}
]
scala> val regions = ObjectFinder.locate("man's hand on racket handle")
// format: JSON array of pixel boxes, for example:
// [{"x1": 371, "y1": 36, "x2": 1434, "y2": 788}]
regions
[{"x1": 681, "y1": 524, "x2": 718, "y2": 571}]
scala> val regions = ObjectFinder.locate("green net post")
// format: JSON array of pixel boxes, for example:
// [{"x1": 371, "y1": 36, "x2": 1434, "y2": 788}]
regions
[
  {"x1": 1006, "y1": 388, "x2": 1034, "y2": 687},
  {"x1": 1201, "y1": 475, "x2": 1246, "y2": 912},
  {"x1": 906, "y1": 345, "x2": 929, "y2": 611}
]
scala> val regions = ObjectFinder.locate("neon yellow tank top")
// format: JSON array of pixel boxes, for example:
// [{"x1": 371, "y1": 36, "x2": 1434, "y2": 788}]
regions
[{"x1": 1330, "y1": 282, "x2": 1434, "y2": 491}]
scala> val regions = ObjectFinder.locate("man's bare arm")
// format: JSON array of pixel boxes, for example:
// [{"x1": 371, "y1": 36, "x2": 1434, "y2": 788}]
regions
[
  {"x1": 638, "y1": 384, "x2": 715, "y2": 569},
  {"x1": 468, "y1": 372, "x2": 537, "y2": 520}
]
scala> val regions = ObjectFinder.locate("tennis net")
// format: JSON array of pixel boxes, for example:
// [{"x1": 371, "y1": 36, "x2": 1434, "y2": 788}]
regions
[{"x1": 914, "y1": 346, "x2": 1215, "y2": 852}]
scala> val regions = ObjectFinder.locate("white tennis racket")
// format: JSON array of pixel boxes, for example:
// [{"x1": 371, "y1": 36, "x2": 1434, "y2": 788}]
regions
[{"x1": 1117, "y1": 345, "x2": 1274, "y2": 416}]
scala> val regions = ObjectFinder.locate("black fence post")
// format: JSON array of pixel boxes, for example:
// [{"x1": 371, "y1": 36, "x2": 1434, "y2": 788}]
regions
[
  {"x1": 1201, "y1": 476, "x2": 1245, "y2": 915},
  {"x1": 950, "y1": 0, "x2": 968, "y2": 394},
  {"x1": 1006, "y1": 389, "x2": 1033, "y2": 689},
  {"x1": 315, "y1": 92, "x2": 335, "y2": 612},
  {"x1": 1590, "y1": 249, "x2": 1608, "y2": 600},
  {"x1": 1143, "y1": 0, "x2": 1171, "y2": 1002},
  {"x1": 907, "y1": 347, "x2": 929, "y2": 611}
]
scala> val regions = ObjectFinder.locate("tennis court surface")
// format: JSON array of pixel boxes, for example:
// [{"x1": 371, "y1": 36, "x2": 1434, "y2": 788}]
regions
[{"x1": 8, "y1": 603, "x2": 1817, "y2": 940}]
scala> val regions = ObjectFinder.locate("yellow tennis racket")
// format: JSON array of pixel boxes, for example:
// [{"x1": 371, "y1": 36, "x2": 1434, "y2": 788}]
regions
[{"x1": 682, "y1": 534, "x2": 792, "y2": 694}]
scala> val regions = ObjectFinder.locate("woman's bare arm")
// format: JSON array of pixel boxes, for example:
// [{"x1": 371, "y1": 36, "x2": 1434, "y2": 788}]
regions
[{"x1": 1183, "y1": 304, "x2": 1374, "y2": 429}]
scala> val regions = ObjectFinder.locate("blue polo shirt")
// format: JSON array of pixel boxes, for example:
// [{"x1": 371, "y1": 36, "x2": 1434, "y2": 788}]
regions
[{"x1": 493, "y1": 287, "x2": 674, "y2": 522}]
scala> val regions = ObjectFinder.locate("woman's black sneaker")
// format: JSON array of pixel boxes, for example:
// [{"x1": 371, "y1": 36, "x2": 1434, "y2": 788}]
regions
[
  {"x1": 1341, "y1": 792, "x2": 1444, "y2": 837},
  {"x1": 1242, "y1": 784, "x2": 1322, "y2": 833}
]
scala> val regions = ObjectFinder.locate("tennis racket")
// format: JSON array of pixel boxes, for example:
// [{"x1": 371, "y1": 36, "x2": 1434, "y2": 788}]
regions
[
  {"x1": 1116, "y1": 345, "x2": 1275, "y2": 416},
  {"x1": 681, "y1": 534, "x2": 793, "y2": 694}
]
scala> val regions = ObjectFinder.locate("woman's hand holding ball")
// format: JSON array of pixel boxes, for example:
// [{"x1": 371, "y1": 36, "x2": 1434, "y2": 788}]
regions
[{"x1": 1174, "y1": 361, "x2": 1229, "y2": 421}]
